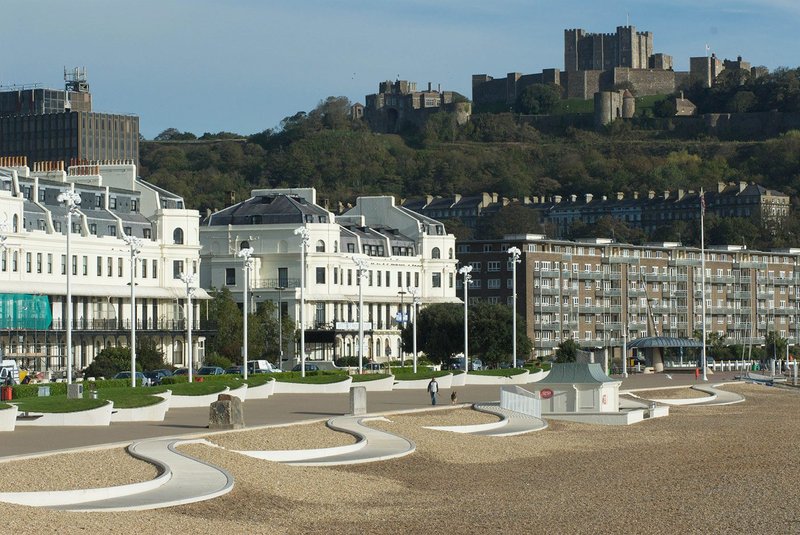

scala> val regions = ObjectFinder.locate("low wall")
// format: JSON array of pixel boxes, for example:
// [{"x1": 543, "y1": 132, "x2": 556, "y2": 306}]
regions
[
  {"x1": 111, "y1": 393, "x2": 171, "y2": 423},
  {"x1": 465, "y1": 371, "x2": 530, "y2": 385},
  {"x1": 546, "y1": 409, "x2": 645, "y2": 425},
  {"x1": 350, "y1": 376, "x2": 394, "y2": 392},
  {"x1": 524, "y1": 370, "x2": 549, "y2": 383},
  {"x1": 15, "y1": 402, "x2": 114, "y2": 427},
  {"x1": 272, "y1": 377, "x2": 352, "y2": 394},
  {"x1": 169, "y1": 387, "x2": 230, "y2": 409},
  {"x1": 227, "y1": 384, "x2": 248, "y2": 401},
  {"x1": 393, "y1": 374, "x2": 453, "y2": 390},
  {"x1": 246, "y1": 380, "x2": 275, "y2": 399},
  {"x1": 235, "y1": 441, "x2": 365, "y2": 462},
  {"x1": 0, "y1": 405, "x2": 18, "y2": 432},
  {"x1": 450, "y1": 372, "x2": 466, "y2": 387}
]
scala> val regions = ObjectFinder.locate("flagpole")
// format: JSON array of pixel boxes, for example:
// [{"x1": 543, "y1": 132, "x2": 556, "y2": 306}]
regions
[{"x1": 700, "y1": 190, "x2": 708, "y2": 381}]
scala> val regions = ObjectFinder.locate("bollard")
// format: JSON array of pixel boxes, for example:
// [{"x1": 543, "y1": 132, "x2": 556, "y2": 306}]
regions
[{"x1": 350, "y1": 386, "x2": 367, "y2": 416}]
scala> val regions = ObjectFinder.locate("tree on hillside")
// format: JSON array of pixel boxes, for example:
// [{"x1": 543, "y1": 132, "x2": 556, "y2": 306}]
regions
[
  {"x1": 515, "y1": 84, "x2": 562, "y2": 115},
  {"x1": 476, "y1": 204, "x2": 542, "y2": 239},
  {"x1": 154, "y1": 128, "x2": 197, "y2": 141},
  {"x1": 205, "y1": 287, "x2": 243, "y2": 361}
]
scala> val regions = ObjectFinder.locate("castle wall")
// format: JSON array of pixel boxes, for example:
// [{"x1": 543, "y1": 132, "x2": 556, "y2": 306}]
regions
[{"x1": 612, "y1": 68, "x2": 679, "y2": 96}]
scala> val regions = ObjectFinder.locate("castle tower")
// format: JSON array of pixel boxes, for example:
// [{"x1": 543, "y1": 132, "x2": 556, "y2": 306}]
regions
[{"x1": 621, "y1": 89, "x2": 635, "y2": 118}]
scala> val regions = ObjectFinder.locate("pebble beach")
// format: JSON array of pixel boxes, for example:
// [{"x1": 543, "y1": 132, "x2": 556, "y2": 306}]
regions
[{"x1": 0, "y1": 383, "x2": 797, "y2": 534}]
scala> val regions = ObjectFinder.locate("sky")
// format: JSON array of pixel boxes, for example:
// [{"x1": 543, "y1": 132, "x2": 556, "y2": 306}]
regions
[{"x1": 2, "y1": 0, "x2": 798, "y2": 139}]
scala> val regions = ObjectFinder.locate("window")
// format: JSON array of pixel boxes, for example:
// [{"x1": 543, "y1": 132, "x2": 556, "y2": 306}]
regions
[
  {"x1": 142, "y1": 259, "x2": 148, "y2": 278},
  {"x1": 143, "y1": 228, "x2": 151, "y2": 239},
  {"x1": 315, "y1": 303, "x2": 325, "y2": 326},
  {"x1": 124, "y1": 226, "x2": 132, "y2": 237},
  {"x1": 60, "y1": 254, "x2": 65, "y2": 275},
  {"x1": 488, "y1": 279, "x2": 501, "y2": 289},
  {"x1": 97, "y1": 256, "x2": 102, "y2": 276},
  {"x1": 333, "y1": 267, "x2": 339, "y2": 285},
  {"x1": 316, "y1": 267, "x2": 326, "y2": 284},
  {"x1": 131, "y1": 199, "x2": 138, "y2": 212},
  {"x1": 118, "y1": 257, "x2": 123, "y2": 277},
  {"x1": 72, "y1": 255, "x2": 78, "y2": 276},
  {"x1": 47, "y1": 253, "x2": 52, "y2": 274},
  {"x1": 89, "y1": 223, "x2": 97, "y2": 235},
  {"x1": 107, "y1": 257, "x2": 113, "y2": 276},
  {"x1": 25, "y1": 252, "x2": 31, "y2": 273},
  {"x1": 414, "y1": 272, "x2": 419, "y2": 287},
  {"x1": 110, "y1": 197, "x2": 117, "y2": 209},
  {"x1": 315, "y1": 240, "x2": 325, "y2": 253},
  {"x1": 432, "y1": 247, "x2": 441, "y2": 259},
  {"x1": 488, "y1": 261, "x2": 501, "y2": 272},
  {"x1": 173, "y1": 228, "x2": 184, "y2": 245},
  {"x1": 432, "y1": 272, "x2": 442, "y2": 288},
  {"x1": 173, "y1": 260, "x2": 184, "y2": 279},
  {"x1": 107, "y1": 225, "x2": 116, "y2": 237},
  {"x1": 1, "y1": 251, "x2": 6, "y2": 271},
  {"x1": 278, "y1": 267, "x2": 288, "y2": 288},
  {"x1": 152, "y1": 259, "x2": 158, "y2": 279},
  {"x1": 226, "y1": 268, "x2": 236, "y2": 286},
  {"x1": 82, "y1": 256, "x2": 87, "y2": 275}
]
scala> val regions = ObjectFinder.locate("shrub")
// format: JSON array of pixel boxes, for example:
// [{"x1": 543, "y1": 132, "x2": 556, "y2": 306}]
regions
[
  {"x1": 334, "y1": 356, "x2": 360, "y2": 367},
  {"x1": 161, "y1": 376, "x2": 189, "y2": 385},
  {"x1": 203, "y1": 353, "x2": 233, "y2": 370}
]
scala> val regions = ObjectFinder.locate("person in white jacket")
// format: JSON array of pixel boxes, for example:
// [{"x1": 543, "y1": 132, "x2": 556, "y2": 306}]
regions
[{"x1": 427, "y1": 377, "x2": 439, "y2": 405}]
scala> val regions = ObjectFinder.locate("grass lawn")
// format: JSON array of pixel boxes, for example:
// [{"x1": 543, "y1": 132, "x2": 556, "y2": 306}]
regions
[
  {"x1": 351, "y1": 373, "x2": 392, "y2": 382},
  {"x1": 151, "y1": 382, "x2": 228, "y2": 396},
  {"x1": 469, "y1": 368, "x2": 528, "y2": 377},
  {"x1": 13, "y1": 397, "x2": 108, "y2": 413},
  {"x1": 393, "y1": 370, "x2": 451, "y2": 381},
  {"x1": 271, "y1": 372, "x2": 350, "y2": 384},
  {"x1": 96, "y1": 390, "x2": 164, "y2": 409}
]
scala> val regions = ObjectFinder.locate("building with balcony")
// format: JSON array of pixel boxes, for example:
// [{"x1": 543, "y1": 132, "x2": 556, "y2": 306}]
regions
[
  {"x1": 199, "y1": 188, "x2": 459, "y2": 366},
  {"x1": 0, "y1": 157, "x2": 207, "y2": 376},
  {"x1": 456, "y1": 234, "x2": 800, "y2": 361}
]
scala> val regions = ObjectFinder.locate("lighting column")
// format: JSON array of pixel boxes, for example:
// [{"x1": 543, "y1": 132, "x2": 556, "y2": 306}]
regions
[
  {"x1": 622, "y1": 329, "x2": 628, "y2": 378},
  {"x1": 58, "y1": 190, "x2": 81, "y2": 385},
  {"x1": 123, "y1": 235, "x2": 142, "y2": 386},
  {"x1": 458, "y1": 265, "x2": 473, "y2": 372},
  {"x1": 508, "y1": 247, "x2": 521, "y2": 368},
  {"x1": 275, "y1": 286, "x2": 285, "y2": 371},
  {"x1": 353, "y1": 256, "x2": 370, "y2": 373},
  {"x1": 294, "y1": 227, "x2": 310, "y2": 377},
  {"x1": 237, "y1": 247, "x2": 254, "y2": 380},
  {"x1": 407, "y1": 285, "x2": 420, "y2": 373},
  {"x1": 397, "y1": 289, "x2": 407, "y2": 365},
  {"x1": 180, "y1": 273, "x2": 197, "y2": 382}
]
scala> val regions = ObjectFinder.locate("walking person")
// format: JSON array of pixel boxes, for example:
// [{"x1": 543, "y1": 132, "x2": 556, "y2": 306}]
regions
[{"x1": 427, "y1": 377, "x2": 439, "y2": 406}]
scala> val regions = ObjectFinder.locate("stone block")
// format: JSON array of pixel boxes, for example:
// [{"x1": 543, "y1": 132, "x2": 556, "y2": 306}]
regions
[
  {"x1": 350, "y1": 386, "x2": 367, "y2": 416},
  {"x1": 67, "y1": 384, "x2": 83, "y2": 399},
  {"x1": 209, "y1": 395, "x2": 245, "y2": 430}
]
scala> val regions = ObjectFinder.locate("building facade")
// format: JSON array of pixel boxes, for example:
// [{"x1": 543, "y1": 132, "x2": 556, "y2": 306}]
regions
[
  {"x1": 0, "y1": 157, "x2": 206, "y2": 376},
  {"x1": 456, "y1": 235, "x2": 800, "y2": 361},
  {"x1": 200, "y1": 189, "x2": 459, "y2": 366}
]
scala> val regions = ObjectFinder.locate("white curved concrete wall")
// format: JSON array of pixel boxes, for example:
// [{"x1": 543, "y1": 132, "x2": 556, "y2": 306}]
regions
[
  {"x1": 272, "y1": 377, "x2": 352, "y2": 394},
  {"x1": 15, "y1": 401, "x2": 113, "y2": 427},
  {"x1": 465, "y1": 371, "x2": 530, "y2": 385},
  {"x1": 235, "y1": 441, "x2": 365, "y2": 462},
  {"x1": 169, "y1": 387, "x2": 230, "y2": 408},
  {"x1": 111, "y1": 393, "x2": 171, "y2": 422},
  {"x1": 0, "y1": 405, "x2": 18, "y2": 432},
  {"x1": 350, "y1": 375, "x2": 394, "y2": 392},
  {"x1": 246, "y1": 379, "x2": 275, "y2": 399},
  {"x1": 525, "y1": 370, "x2": 549, "y2": 383},
  {"x1": 450, "y1": 372, "x2": 466, "y2": 387},
  {"x1": 393, "y1": 374, "x2": 453, "y2": 390}
]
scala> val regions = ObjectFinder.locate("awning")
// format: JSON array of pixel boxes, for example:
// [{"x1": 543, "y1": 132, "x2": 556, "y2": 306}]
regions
[{"x1": 627, "y1": 337, "x2": 703, "y2": 349}]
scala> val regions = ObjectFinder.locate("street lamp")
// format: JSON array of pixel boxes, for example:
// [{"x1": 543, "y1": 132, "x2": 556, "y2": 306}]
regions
[
  {"x1": 458, "y1": 265, "x2": 473, "y2": 372},
  {"x1": 407, "y1": 285, "x2": 420, "y2": 373},
  {"x1": 508, "y1": 247, "x2": 521, "y2": 368},
  {"x1": 123, "y1": 235, "x2": 142, "y2": 386},
  {"x1": 58, "y1": 189, "x2": 81, "y2": 384},
  {"x1": 180, "y1": 273, "x2": 197, "y2": 382},
  {"x1": 237, "y1": 246, "x2": 254, "y2": 380},
  {"x1": 622, "y1": 329, "x2": 628, "y2": 378},
  {"x1": 397, "y1": 289, "x2": 407, "y2": 365},
  {"x1": 294, "y1": 226, "x2": 310, "y2": 377},
  {"x1": 353, "y1": 255, "x2": 370, "y2": 373},
  {"x1": 274, "y1": 286, "x2": 285, "y2": 371}
]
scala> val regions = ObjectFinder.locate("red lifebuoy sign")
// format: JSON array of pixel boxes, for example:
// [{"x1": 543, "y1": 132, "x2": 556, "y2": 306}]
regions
[{"x1": 540, "y1": 388, "x2": 554, "y2": 399}]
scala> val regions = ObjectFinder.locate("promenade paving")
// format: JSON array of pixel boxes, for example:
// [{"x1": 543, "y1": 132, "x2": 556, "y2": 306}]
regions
[{"x1": 0, "y1": 370, "x2": 742, "y2": 459}]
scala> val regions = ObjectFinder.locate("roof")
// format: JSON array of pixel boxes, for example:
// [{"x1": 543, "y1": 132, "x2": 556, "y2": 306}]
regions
[
  {"x1": 626, "y1": 336, "x2": 703, "y2": 349},
  {"x1": 536, "y1": 362, "x2": 618, "y2": 385}
]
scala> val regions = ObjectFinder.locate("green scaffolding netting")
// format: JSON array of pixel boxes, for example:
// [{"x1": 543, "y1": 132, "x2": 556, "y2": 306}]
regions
[{"x1": 0, "y1": 294, "x2": 53, "y2": 329}]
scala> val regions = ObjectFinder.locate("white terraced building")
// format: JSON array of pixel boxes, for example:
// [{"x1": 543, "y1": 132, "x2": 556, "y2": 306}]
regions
[
  {"x1": 0, "y1": 158, "x2": 207, "y2": 376},
  {"x1": 199, "y1": 188, "x2": 459, "y2": 367}
]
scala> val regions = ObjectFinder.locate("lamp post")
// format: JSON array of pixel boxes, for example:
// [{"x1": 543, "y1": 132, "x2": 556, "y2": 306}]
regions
[
  {"x1": 407, "y1": 285, "x2": 420, "y2": 373},
  {"x1": 622, "y1": 329, "x2": 628, "y2": 378},
  {"x1": 180, "y1": 273, "x2": 197, "y2": 382},
  {"x1": 123, "y1": 235, "x2": 142, "y2": 386},
  {"x1": 237, "y1": 246, "x2": 254, "y2": 380},
  {"x1": 508, "y1": 247, "x2": 521, "y2": 368},
  {"x1": 353, "y1": 255, "x2": 370, "y2": 373},
  {"x1": 58, "y1": 190, "x2": 81, "y2": 384},
  {"x1": 274, "y1": 286, "x2": 285, "y2": 371},
  {"x1": 397, "y1": 289, "x2": 407, "y2": 365},
  {"x1": 458, "y1": 265, "x2": 473, "y2": 372},
  {"x1": 294, "y1": 226, "x2": 310, "y2": 377}
]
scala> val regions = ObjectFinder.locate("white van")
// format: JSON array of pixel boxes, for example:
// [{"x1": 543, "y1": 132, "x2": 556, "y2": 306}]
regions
[
  {"x1": 0, "y1": 360, "x2": 20, "y2": 385},
  {"x1": 247, "y1": 360, "x2": 278, "y2": 374}
]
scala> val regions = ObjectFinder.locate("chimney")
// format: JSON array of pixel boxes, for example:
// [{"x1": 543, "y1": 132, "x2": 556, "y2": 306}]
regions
[
  {"x1": 554, "y1": 195, "x2": 562, "y2": 203},
  {"x1": 523, "y1": 196, "x2": 532, "y2": 204},
  {"x1": 570, "y1": 194, "x2": 577, "y2": 202},
  {"x1": 428, "y1": 82, "x2": 432, "y2": 91},
  {"x1": 585, "y1": 193, "x2": 593, "y2": 203},
  {"x1": 739, "y1": 181, "x2": 747, "y2": 192},
  {"x1": 453, "y1": 193, "x2": 461, "y2": 203},
  {"x1": 717, "y1": 182, "x2": 726, "y2": 193},
  {"x1": 632, "y1": 191, "x2": 639, "y2": 200},
  {"x1": 492, "y1": 192, "x2": 499, "y2": 203},
  {"x1": 648, "y1": 191, "x2": 655, "y2": 200},
  {"x1": 677, "y1": 189, "x2": 685, "y2": 200},
  {"x1": 425, "y1": 194, "x2": 433, "y2": 205},
  {"x1": 663, "y1": 191, "x2": 670, "y2": 200},
  {"x1": 616, "y1": 192, "x2": 624, "y2": 201}
]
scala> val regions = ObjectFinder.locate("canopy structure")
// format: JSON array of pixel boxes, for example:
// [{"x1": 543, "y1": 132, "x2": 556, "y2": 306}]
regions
[
  {"x1": 627, "y1": 336, "x2": 702, "y2": 372},
  {"x1": 0, "y1": 294, "x2": 53, "y2": 329}
]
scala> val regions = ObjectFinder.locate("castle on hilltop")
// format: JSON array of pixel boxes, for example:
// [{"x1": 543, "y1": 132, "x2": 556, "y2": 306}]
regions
[
  {"x1": 473, "y1": 25, "x2": 764, "y2": 109},
  {"x1": 363, "y1": 80, "x2": 471, "y2": 134}
]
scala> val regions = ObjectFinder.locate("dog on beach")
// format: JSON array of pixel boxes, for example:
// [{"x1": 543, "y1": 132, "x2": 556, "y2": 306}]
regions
[{"x1": 451, "y1": 391, "x2": 458, "y2": 404}]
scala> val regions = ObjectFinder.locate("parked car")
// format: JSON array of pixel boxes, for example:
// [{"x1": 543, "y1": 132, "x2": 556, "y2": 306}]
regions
[
  {"x1": 248, "y1": 360, "x2": 279, "y2": 374},
  {"x1": 151, "y1": 368, "x2": 173, "y2": 377},
  {"x1": 362, "y1": 362, "x2": 387, "y2": 372},
  {"x1": 172, "y1": 368, "x2": 196, "y2": 377},
  {"x1": 291, "y1": 363, "x2": 319, "y2": 372},
  {"x1": 225, "y1": 366, "x2": 243, "y2": 375},
  {"x1": 113, "y1": 371, "x2": 150, "y2": 386},
  {"x1": 143, "y1": 370, "x2": 171, "y2": 385},
  {"x1": 198, "y1": 366, "x2": 225, "y2": 376}
]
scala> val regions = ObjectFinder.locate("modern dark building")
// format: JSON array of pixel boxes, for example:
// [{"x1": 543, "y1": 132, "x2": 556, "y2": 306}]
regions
[{"x1": 0, "y1": 69, "x2": 139, "y2": 166}]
